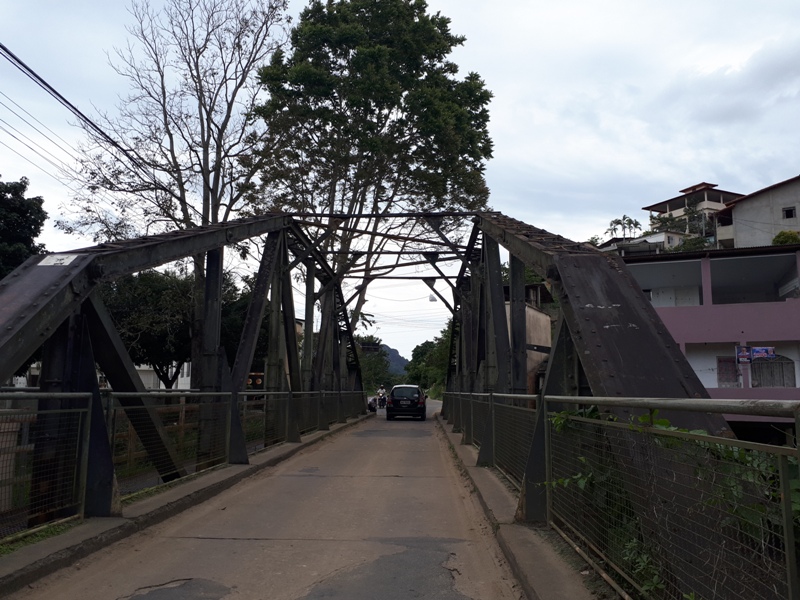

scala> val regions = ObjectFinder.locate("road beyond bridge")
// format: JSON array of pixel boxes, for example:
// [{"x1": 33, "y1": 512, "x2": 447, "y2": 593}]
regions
[{"x1": 4, "y1": 403, "x2": 548, "y2": 600}]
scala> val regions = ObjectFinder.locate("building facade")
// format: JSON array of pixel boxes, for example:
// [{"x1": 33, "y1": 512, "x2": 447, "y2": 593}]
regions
[{"x1": 624, "y1": 246, "x2": 800, "y2": 439}]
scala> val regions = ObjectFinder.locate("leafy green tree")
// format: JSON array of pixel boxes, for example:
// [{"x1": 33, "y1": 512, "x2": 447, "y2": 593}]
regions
[
  {"x1": 650, "y1": 213, "x2": 683, "y2": 233},
  {"x1": 101, "y1": 268, "x2": 263, "y2": 388},
  {"x1": 355, "y1": 334, "x2": 392, "y2": 394},
  {"x1": 219, "y1": 276, "x2": 272, "y2": 374},
  {"x1": 256, "y1": 0, "x2": 493, "y2": 327},
  {"x1": 405, "y1": 321, "x2": 451, "y2": 396},
  {"x1": 0, "y1": 176, "x2": 47, "y2": 280},
  {"x1": 668, "y1": 236, "x2": 711, "y2": 253},
  {"x1": 500, "y1": 261, "x2": 542, "y2": 284},
  {"x1": 605, "y1": 218, "x2": 621, "y2": 238},
  {"x1": 100, "y1": 270, "x2": 194, "y2": 388},
  {"x1": 586, "y1": 235, "x2": 603, "y2": 247},
  {"x1": 620, "y1": 215, "x2": 642, "y2": 239},
  {"x1": 606, "y1": 215, "x2": 642, "y2": 241},
  {"x1": 772, "y1": 230, "x2": 800, "y2": 245}
]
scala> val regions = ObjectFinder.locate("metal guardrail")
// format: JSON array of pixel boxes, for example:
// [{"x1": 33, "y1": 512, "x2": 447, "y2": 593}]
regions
[
  {"x1": 442, "y1": 392, "x2": 800, "y2": 600},
  {"x1": 0, "y1": 394, "x2": 91, "y2": 542},
  {"x1": 1, "y1": 388, "x2": 366, "y2": 543}
]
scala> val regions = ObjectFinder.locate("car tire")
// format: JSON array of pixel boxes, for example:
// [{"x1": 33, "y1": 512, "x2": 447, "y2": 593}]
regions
[
  {"x1": 420, "y1": 413, "x2": 426, "y2": 421},
  {"x1": 386, "y1": 414, "x2": 394, "y2": 421}
]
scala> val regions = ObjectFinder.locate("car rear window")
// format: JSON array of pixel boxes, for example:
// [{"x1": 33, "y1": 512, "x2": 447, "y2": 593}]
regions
[{"x1": 392, "y1": 387, "x2": 419, "y2": 399}]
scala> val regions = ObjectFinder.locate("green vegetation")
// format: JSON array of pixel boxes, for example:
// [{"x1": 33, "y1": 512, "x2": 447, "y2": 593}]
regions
[
  {"x1": 772, "y1": 230, "x2": 800, "y2": 245},
  {"x1": 404, "y1": 321, "x2": 451, "y2": 397},
  {"x1": 356, "y1": 334, "x2": 396, "y2": 393},
  {"x1": 605, "y1": 215, "x2": 642, "y2": 240},
  {"x1": 256, "y1": 0, "x2": 493, "y2": 328},
  {"x1": 546, "y1": 407, "x2": 800, "y2": 598},
  {"x1": 0, "y1": 175, "x2": 47, "y2": 281},
  {"x1": 0, "y1": 520, "x2": 78, "y2": 556}
]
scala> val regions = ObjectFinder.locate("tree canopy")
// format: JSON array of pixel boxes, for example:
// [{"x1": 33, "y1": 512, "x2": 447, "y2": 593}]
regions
[
  {"x1": 100, "y1": 270, "x2": 195, "y2": 388},
  {"x1": 772, "y1": 230, "x2": 800, "y2": 245},
  {"x1": 101, "y1": 268, "x2": 268, "y2": 388},
  {"x1": 605, "y1": 214, "x2": 641, "y2": 240},
  {"x1": 256, "y1": 0, "x2": 493, "y2": 325},
  {"x1": 404, "y1": 320, "x2": 451, "y2": 396},
  {"x1": 355, "y1": 334, "x2": 393, "y2": 394},
  {"x1": 0, "y1": 176, "x2": 47, "y2": 280}
]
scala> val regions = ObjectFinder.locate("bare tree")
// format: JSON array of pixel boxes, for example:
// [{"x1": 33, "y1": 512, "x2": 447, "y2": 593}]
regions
[{"x1": 61, "y1": 0, "x2": 289, "y2": 383}]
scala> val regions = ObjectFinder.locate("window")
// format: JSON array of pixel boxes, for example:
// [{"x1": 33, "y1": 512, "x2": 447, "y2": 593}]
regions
[
  {"x1": 751, "y1": 355, "x2": 796, "y2": 388},
  {"x1": 716, "y1": 356, "x2": 740, "y2": 388},
  {"x1": 782, "y1": 207, "x2": 796, "y2": 219}
]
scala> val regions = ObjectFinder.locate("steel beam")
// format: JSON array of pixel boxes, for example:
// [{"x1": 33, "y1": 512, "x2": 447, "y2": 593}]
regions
[
  {"x1": 509, "y1": 255, "x2": 528, "y2": 394},
  {"x1": 84, "y1": 295, "x2": 187, "y2": 482}
]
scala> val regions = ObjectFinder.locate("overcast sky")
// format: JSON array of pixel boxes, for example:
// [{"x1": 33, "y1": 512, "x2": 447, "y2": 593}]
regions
[{"x1": 2, "y1": 0, "x2": 800, "y2": 359}]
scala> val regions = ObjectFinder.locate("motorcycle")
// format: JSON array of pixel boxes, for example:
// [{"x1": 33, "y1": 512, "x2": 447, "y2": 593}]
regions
[
  {"x1": 377, "y1": 393, "x2": 387, "y2": 409},
  {"x1": 367, "y1": 397, "x2": 377, "y2": 413}
]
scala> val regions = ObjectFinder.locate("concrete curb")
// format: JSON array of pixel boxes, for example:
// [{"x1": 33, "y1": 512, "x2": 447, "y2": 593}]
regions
[
  {"x1": 0, "y1": 413, "x2": 372, "y2": 596},
  {"x1": 435, "y1": 414, "x2": 594, "y2": 600}
]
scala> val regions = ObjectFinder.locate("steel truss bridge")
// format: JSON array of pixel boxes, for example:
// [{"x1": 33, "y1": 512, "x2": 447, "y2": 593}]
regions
[{"x1": 0, "y1": 210, "x2": 749, "y2": 593}]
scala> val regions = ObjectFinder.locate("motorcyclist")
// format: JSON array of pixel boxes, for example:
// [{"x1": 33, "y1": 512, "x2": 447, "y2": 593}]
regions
[{"x1": 376, "y1": 384, "x2": 387, "y2": 408}]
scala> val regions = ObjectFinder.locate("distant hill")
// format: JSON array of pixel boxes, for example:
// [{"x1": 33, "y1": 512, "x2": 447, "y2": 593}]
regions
[{"x1": 382, "y1": 345, "x2": 409, "y2": 375}]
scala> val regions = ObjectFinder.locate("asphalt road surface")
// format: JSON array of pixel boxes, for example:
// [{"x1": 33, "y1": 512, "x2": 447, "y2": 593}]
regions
[{"x1": 10, "y1": 400, "x2": 523, "y2": 599}]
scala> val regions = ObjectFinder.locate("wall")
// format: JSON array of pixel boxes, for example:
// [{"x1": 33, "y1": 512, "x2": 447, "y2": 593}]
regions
[
  {"x1": 733, "y1": 179, "x2": 800, "y2": 247},
  {"x1": 651, "y1": 286, "x2": 700, "y2": 307}
]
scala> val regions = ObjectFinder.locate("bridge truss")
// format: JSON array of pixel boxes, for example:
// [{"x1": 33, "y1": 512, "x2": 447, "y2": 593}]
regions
[{"x1": 0, "y1": 210, "x2": 730, "y2": 525}]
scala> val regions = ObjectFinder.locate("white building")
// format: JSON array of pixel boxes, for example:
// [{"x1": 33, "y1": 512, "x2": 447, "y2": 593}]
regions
[{"x1": 714, "y1": 174, "x2": 800, "y2": 248}]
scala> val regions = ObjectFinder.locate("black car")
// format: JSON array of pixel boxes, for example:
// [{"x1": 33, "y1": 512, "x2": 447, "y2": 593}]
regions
[{"x1": 386, "y1": 384, "x2": 426, "y2": 420}]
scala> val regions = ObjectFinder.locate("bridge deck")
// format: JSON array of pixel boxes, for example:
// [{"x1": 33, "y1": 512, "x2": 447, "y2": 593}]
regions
[{"x1": 2, "y1": 404, "x2": 592, "y2": 599}]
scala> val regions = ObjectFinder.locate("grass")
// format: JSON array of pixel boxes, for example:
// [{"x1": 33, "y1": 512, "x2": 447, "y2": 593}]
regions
[{"x1": 0, "y1": 520, "x2": 79, "y2": 557}]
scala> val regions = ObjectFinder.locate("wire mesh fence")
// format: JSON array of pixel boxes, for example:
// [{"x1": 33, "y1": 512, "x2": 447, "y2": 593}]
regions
[
  {"x1": 441, "y1": 391, "x2": 799, "y2": 598},
  {"x1": 239, "y1": 391, "x2": 288, "y2": 453},
  {"x1": 107, "y1": 392, "x2": 230, "y2": 496},
  {"x1": 293, "y1": 392, "x2": 321, "y2": 434},
  {"x1": 342, "y1": 391, "x2": 366, "y2": 418},
  {"x1": 0, "y1": 393, "x2": 91, "y2": 541},
  {"x1": 470, "y1": 398, "x2": 490, "y2": 448},
  {"x1": 1, "y1": 387, "x2": 366, "y2": 542},
  {"x1": 322, "y1": 391, "x2": 340, "y2": 425},
  {"x1": 548, "y1": 412, "x2": 798, "y2": 600},
  {"x1": 493, "y1": 402, "x2": 536, "y2": 489}
]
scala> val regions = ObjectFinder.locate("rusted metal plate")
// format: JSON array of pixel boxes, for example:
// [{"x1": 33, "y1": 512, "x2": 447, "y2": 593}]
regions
[{"x1": 554, "y1": 252, "x2": 704, "y2": 398}]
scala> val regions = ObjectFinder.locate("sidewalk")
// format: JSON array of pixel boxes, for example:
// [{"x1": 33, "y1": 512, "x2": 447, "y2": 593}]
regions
[
  {"x1": 436, "y1": 415, "x2": 597, "y2": 600},
  {"x1": 0, "y1": 416, "x2": 371, "y2": 596}
]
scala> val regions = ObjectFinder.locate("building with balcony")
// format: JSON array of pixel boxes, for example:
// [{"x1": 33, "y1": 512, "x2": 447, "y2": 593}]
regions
[
  {"x1": 642, "y1": 182, "x2": 743, "y2": 235},
  {"x1": 623, "y1": 245, "x2": 800, "y2": 441}
]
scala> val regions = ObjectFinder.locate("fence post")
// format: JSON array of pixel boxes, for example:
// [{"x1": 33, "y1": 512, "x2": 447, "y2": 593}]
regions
[
  {"x1": 225, "y1": 393, "x2": 232, "y2": 464},
  {"x1": 779, "y1": 455, "x2": 799, "y2": 600},
  {"x1": 78, "y1": 396, "x2": 93, "y2": 521},
  {"x1": 338, "y1": 390, "x2": 346, "y2": 424},
  {"x1": 318, "y1": 391, "x2": 330, "y2": 431},
  {"x1": 477, "y1": 392, "x2": 495, "y2": 467},
  {"x1": 286, "y1": 390, "x2": 301, "y2": 443},
  {"x1": 517, "y1": 393, "x2": 548, "y2": 523},
  {"x1": 446, "y1": 392, "x2": 455, "y2": 425},
  {"x1": 462, "y1": 394, "x2": 472, "y2": 445},
  {"x1": 453, "y1": 393, "x2": 463, "y2": 433}
]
